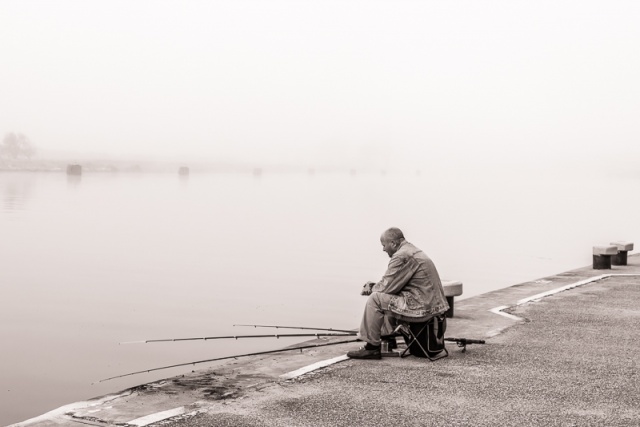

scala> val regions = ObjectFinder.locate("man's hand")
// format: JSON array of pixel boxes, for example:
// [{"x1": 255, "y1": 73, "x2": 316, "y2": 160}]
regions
[{"x1": 360, "y1": 281, "x2": 375, "y2": 296}]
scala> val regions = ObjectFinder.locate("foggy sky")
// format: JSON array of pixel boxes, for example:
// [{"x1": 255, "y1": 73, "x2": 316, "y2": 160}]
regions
[{"x1": 1, "y1": 1, "x2": 639, "y2": 169}]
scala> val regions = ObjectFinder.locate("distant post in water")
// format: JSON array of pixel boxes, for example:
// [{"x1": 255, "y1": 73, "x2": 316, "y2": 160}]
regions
[
  {"x1": 66, "y1": 164, "x2": 82, "y2": 175},
  {"x1": 610, "y1": 241, "x2": 634, "y2": 266},
  {"x1": 178, "y1": 166, "x2": 189, "y2": 176},
  {"x1": 592, "y1": 245, "x2": 618, "y2": 269}
]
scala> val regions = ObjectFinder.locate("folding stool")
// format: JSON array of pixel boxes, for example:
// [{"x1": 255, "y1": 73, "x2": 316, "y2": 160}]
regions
[{"x1": 392, "y1": 314, "x2": 449, "y2": 361}]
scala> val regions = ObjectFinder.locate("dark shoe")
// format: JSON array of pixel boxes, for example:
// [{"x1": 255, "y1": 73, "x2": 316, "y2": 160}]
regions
[{"x1": 347, "y1": 346, "x2": 381, "y2": 360}]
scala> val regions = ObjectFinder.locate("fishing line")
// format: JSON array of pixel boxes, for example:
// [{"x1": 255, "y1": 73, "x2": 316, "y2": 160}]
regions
[
  {"x1": 120, "y1": 332, "x2": 356, "y2": 345},
  {"x1": 233, "y1": 324, "x2": 357, "y2": 334}
]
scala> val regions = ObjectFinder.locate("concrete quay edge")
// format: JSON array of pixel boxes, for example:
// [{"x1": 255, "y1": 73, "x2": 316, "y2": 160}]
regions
[{"x1": 11, "y1": 254, "x2": 640, "y2": 427}]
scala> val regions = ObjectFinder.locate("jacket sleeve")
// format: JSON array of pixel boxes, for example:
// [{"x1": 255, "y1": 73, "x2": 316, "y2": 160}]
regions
[{"x1": 372, "y1": 254, "x2": 420, "y2": 295}]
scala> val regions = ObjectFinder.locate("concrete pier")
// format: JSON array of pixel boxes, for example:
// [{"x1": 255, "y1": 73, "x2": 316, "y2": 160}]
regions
[{"x1": 12, "y1": 256, "x2": 640, "y2": 427}]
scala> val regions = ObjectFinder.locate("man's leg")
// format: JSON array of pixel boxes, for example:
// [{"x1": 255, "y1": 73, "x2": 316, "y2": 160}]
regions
[
  {"x1": 358, "y1": 292, "x2": 395, "y2": 346},
  {"x1": 381, "y1": 313, "x2": 398, "y2": 338}
]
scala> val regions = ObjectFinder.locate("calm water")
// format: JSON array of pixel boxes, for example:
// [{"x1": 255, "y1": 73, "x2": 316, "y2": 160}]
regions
[{"x1": 1, "y1": 169, "x2": 638, "y2": 425}]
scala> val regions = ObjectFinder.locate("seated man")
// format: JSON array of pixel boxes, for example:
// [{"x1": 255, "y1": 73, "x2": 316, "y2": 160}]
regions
[{"x1": 347, "y1": 227, "x2": 449, "y2": 359}]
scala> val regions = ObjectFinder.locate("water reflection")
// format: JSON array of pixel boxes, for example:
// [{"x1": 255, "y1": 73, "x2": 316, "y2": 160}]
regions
[
  {"x1": 2, "y1": 174, "x2": 33, "y2": 213},
  {"x1": 66, "y1": 174, "x2": 82, "y2": 188}
]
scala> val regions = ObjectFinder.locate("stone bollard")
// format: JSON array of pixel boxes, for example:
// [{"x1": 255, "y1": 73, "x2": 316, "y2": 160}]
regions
[
  {"x1": 66, "y1": 164, "x2": 82, "y2": 175},
  {"x1": 610, "y1": 241, "x2": 634, "y2": 266},
  {"x1": 593, "y1": 245, "x2": 618, "y2": 269},
  {"x1": 442, "y1": 280, "x2": 463, "y2": 318}
]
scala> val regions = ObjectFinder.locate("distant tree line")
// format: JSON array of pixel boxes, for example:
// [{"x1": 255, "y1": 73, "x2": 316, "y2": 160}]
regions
[{"x1": 1, "y1": 132, "x2": 36, "y2": 160}]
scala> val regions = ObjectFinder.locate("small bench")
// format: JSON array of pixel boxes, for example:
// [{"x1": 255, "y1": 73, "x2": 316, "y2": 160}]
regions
[
  {"x1": 442, "y1": 280, "x2": 463, "y2": 318},
  {"x1": 593, "y1": 245, "x2": 618, "y2": 270},
  {"x1": 610, "y1": 241, "x2": 634, "y2": 266}
]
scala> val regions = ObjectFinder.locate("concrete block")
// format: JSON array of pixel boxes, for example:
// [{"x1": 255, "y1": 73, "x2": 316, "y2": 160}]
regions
[
  {"x1": 610, "y1": 241, "x2": 633, "y2": 266},
  {"x1": 442, "y1": 280, "x2": 463, "y2": 297},
  {"x1": 442, "y1": 280, "x2": 463, "y2": 318},
  {"x1": 592, "y1": 245, "x2": 617, "y2": 256},
  {"x1": 593, "y1": 245, "x2": 619, "y2": 269},
  {"x1": 593, "y1": 255, "x2": 612, "y2": 270},
  {"x1": 610, "y1": 241, "x2": 634, "y2": 252}
]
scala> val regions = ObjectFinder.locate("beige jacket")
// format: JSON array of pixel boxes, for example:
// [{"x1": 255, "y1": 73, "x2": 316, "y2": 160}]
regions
[{"x1": 372, "y1": 241, "x2": 449, "y2": 319}]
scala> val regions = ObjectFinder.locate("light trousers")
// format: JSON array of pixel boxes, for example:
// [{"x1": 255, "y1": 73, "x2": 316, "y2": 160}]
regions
[{"x1": 358, "y1": 292, "x2": 398, "y2": 346}]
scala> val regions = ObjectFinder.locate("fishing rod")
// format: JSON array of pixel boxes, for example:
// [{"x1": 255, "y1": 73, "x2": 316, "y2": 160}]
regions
[
  {"x1": 233, "y1": 324, "x2": 357, "y2": 335},
  {"x1": 120, "y1": 332, "x2": 355, "y2": 344},
  {"x1": 97, "y1": 338, "x2": 360, "y2": 383}
]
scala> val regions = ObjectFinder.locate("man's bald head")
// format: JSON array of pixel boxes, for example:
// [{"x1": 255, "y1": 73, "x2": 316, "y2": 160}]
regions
[
  {"x1": 380, "y1": 227, "x2": 406, "y2": 257},
  {"x1": 382, "y1": 227, "x2": 405, "y2": 242}
]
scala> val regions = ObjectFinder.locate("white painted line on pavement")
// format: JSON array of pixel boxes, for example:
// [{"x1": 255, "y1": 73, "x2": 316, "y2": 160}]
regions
[
  {"x1": 280, "y1": 354, "x2": 350, "y2": 380},
  {"x1": 489, "y1": 273, "x2": 640, "y2": 328},
  {"x1": 489, "y1": 305, "x2": 524, "y2": 322},
  {"x1": 516, "y1": 275, "x2": 608, "y2": 305},
  {"x1": 126, "y1": 407, "x2": 187, "y2": 426},
  {"x1": 8, "y1": 391, "x2": 133, "y2": 427}
]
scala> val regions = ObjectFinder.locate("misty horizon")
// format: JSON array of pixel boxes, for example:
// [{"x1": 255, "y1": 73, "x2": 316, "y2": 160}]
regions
[{"x1": 2, "y1": 1, "x2": 639, "y2": 173}]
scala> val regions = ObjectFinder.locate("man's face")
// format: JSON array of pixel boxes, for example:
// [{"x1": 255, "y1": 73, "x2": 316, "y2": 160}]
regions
[{"x1": 380, "y1": 234, "x2": 397, "y2": 258}]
